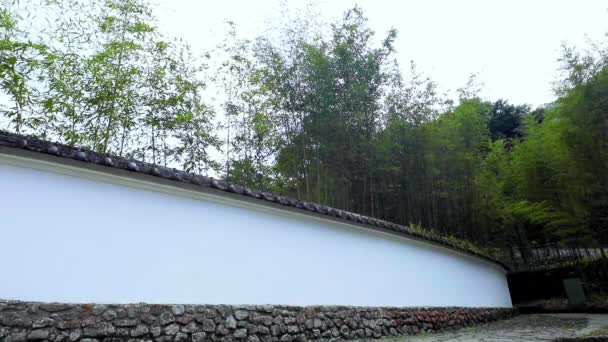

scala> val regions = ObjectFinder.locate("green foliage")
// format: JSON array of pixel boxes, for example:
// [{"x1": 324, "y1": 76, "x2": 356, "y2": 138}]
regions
[
  {"x1": 488, "y1": 100, "x2": 529, "y2": 141},
  {"x1": 470, "y1": 57, "x2": 608, "y2": 250},
  {"x1": 0, "y1": 6, "x2": 47, "y2": 133},
  {"x1": 1, "y1": 0, "x2": 219, "y2": 174},
  {"x1": 214, "y1": 22, "x2": 279, "y2": 189},
  {"x1": 212, "y1": 5, "x2": 608, "y2": 252},
  {"x1": 247, "y1": 7, "x2": 397, "y2": 210},
  {"x1": 1, "y1": 1, "x2": 607, "y2": 256}
]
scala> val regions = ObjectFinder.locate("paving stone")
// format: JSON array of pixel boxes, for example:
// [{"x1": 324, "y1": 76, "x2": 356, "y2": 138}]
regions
[{"x1": 356, "y1": 314, "x2": 597, "y2": 342}]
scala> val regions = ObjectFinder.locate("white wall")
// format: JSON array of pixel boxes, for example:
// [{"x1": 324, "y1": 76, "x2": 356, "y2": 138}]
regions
[{"x1": 0, "y1": 154, "x2": 512, "y2": 307}]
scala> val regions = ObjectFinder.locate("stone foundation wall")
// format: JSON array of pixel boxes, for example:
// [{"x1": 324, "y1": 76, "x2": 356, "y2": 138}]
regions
[{"x1": 0, "y1": 300, "x2": 516, "y2": 342}]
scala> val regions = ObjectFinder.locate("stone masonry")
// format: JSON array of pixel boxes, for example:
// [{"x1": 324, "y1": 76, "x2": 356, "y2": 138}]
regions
[{"x1": 0, "y1": 300, "x2": 516, "y2": 341}]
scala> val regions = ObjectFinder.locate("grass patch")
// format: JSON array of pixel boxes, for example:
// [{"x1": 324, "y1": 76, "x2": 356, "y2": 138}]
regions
[
  {"x1": 416, "y1": 331, "x2": 432, "y2": 338},
  {"x1": 407, "y1": 223, "x2": 495, "y2": 260},
  {"x1": 380, "y1": 337, "x2": 403, "y2": 342},
  {"x1": 461, "y1": 326, "x2": 480, "y2": 333}
]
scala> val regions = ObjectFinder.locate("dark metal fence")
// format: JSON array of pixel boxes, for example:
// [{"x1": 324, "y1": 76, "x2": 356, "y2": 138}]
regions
[{"x1": 492, "y1": 243, "x2": 608, "y2": 272}]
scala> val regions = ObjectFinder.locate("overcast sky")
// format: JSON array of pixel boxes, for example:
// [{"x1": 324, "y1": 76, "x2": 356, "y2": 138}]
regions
[{"x1": 154, "y1": 0, "x2": 607, "y2": 108}]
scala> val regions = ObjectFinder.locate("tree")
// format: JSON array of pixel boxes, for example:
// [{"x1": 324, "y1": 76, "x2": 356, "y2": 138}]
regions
[
  {"x1": 250, "y1": 7, "x2": 397, "y2": 213},
  {"x1": 0, "y1": 6, "x2": 46, "y2": 134},
  {"x1": 487, "y1": 99, "x2": 529, "y2": 141},
  {"x1": 1, "y1": 0, "x2": 219, "y2": 173},
  {"x1": 169, "y1": 43, "x2": 220, "y2": 174},
  {"x1": 3, "y1": 0, "x2": 607, "y2": 252}
]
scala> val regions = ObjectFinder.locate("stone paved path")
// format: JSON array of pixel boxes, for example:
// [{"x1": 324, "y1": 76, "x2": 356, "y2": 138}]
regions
[{"x1": 371, "y1": 314, "x2": 608, "y2": 342}]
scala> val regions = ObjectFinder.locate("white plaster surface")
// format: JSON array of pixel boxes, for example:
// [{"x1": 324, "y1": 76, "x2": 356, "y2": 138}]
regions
[{"x1": 0, "y1": 158, "x2": 512, "y2": 307}]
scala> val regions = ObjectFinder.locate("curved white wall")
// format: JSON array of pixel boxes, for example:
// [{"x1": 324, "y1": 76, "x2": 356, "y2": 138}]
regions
[{"x1": 0, "y1": 155, "x2": 512, "y2": 307}]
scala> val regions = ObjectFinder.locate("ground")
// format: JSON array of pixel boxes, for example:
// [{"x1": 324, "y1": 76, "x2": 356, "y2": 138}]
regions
[{"x1": 368, "y1": 314, "x2": 608, "y2": 342}]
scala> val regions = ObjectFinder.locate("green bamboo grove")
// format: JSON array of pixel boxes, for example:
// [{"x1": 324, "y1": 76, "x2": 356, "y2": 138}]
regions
[{"x1": 1, "y1": 0, "x2": 607, "y2": 251}]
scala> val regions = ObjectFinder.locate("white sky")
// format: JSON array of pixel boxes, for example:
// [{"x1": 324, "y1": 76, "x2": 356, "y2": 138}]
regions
[{"x1": 154, "y1": 0, "x2": 608, "y2": 108}]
